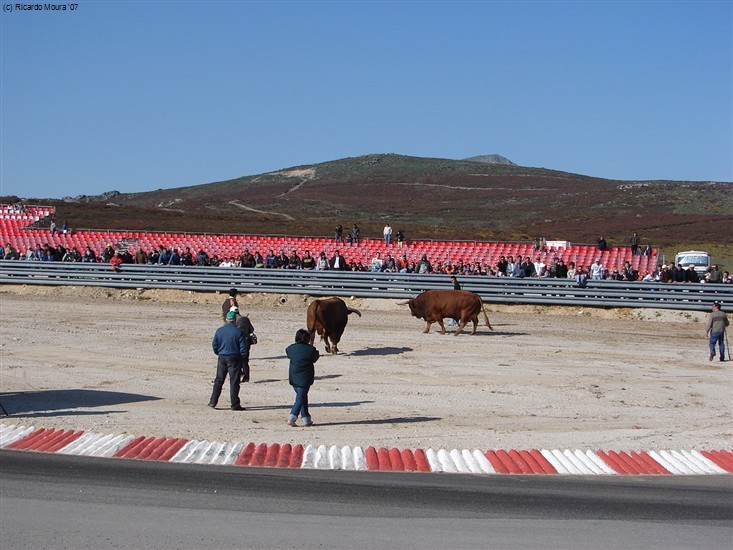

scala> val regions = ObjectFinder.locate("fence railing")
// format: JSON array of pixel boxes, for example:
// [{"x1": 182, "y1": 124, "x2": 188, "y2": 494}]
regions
[{"x1": 0, "y1": 261, "x2": 729, "y2": 311}]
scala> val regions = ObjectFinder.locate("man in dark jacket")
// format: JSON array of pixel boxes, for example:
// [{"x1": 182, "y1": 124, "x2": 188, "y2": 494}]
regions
[
  {"x1": 329, "y1": 249, "x2": 347, "y2": 271},
  {"x1": 685, "y1": 266, "x2": 700, "y2": 283},
  {"x1": 209, "y1": 311, "x2": 249, "y2": 410},
  {"x1": 195, "y1": 249, "x2": 210, "y2": 266},
  {"x1": 522, "y1": 256, "x2": 536, "y2": 277},
  {"x1": 555, "y1": 259, "x2": 568, "y2": 278},
  {"x1": 672, "y1": 264, "x2": 686, "y2": 283}
]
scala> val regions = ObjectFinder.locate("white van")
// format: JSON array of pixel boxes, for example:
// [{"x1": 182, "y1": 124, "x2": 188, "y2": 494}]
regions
[{"x1": 674, "y1": 250, "x2": 711, "y2": 276}]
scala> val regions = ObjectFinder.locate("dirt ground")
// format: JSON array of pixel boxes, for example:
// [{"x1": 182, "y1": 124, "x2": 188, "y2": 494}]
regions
[{"x1": 0, "y1": 285, "x2": 730, "y2": 452}]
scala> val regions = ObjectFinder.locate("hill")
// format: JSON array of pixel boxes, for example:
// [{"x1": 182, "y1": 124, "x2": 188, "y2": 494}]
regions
[
  {"x1": 4, "y1": 154, "x2": 732, "y2": 254},
  {"x1": 463, "y1": 154, "x2": 517, "y2": 165}
]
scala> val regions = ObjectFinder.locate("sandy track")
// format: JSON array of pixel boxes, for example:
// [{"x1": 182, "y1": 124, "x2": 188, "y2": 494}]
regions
[{"x1": 0, "y1": 285, "x2": 730, "y2": 451}]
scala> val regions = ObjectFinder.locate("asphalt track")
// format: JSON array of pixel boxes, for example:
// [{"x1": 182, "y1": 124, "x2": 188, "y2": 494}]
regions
[{"x1": 1, "y1": 450, "x2": 731, "y2": 549}]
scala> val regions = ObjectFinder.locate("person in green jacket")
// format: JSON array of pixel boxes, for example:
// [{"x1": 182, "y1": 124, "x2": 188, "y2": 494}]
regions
[{"x1": 286, "y1": 329, "x2": 320, "y2": 427}]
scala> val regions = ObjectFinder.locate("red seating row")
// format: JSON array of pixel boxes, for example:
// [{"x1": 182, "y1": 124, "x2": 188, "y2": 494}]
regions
[
  {"x1": 2, "y1": 227, "x2": 658, "y2": 273},
  {"x1": 0, "y1": 204, "x2": 659, "y2": 273}
]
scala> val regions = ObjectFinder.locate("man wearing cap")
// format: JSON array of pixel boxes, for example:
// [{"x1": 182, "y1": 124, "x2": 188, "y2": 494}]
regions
[
  {"x1": 209, "y1": 310, "x2": 249, "y2": 410},
  {"x1": 221, "y1": 288, "x2": 239, "y2": 322},
  {"x1": 706, "y1": 302, "x2": 729, "y2": 362}
]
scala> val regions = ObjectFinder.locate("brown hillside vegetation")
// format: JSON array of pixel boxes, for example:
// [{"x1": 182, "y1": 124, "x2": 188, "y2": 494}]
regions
[{"x1": 5, "y1": 154, "x2": 732, "y2": 251}]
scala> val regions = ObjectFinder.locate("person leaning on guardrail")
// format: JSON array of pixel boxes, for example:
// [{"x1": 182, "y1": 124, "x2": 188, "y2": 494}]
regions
[
  {"x1": 109, "y1": 253, "x2": 123, "y2": 272},
  {"x1": 705, "y1": 265, "x2": 723, "y2": 284},
  {"x1": 685, "y1": 266, "x2": 700, "y2": 283},
  {"x1": 3, "y1": 243, "x2": 19, "y2": 260},
  {"x1": 575, "y1": 266, "x2": 589, "y2": 287}
]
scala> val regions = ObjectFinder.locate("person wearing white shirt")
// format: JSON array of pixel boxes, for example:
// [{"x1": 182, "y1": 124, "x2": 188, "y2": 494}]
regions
[
  {"x1": 590, "y1": 259, "x2": 605, "y2": 280},
  {"x1": 370, "y1": 252, "x2": 383, "y2": 272},
  {"x1": 383, "y1": 224, "x2": 392, "y2": 245}
]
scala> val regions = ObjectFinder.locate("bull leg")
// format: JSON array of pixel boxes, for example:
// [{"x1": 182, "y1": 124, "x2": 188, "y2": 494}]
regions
[
  {"x1": 423, "y1": 321, "x2": 433, "y2": 333},
  {"x1": 331, "y1": 330, "x2": 344, "y2": 355},
  {"x1": 437, "y1": 319, "x2": 447, "y2": 334},
  {"x1": 308, "y1": 329, "x2": 316, "y2": 346},
  {"x1": 326, "y1": 335, "x2": 338, "y2": 354},
  {"x1": 454, "y1": 314, "x2": 476, "y2": 336}
]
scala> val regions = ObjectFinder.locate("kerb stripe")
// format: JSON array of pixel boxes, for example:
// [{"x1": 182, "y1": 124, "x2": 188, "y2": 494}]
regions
[{"x1": 0, "y1": 424, "x2": 729, "y2": 475}]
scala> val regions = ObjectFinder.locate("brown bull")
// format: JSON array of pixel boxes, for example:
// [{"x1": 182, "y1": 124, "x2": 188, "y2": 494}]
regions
[
  {"x1": 400, "y1": 289, "x2": 493, "y2": 335},
  {"x1": 306, "y1": 297, "x2": 362, "y2": 354}
]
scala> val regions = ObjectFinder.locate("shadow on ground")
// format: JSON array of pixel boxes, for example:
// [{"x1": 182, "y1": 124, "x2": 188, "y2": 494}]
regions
[
  {"x1": 314, "y1": 374, "x2": 342, "y2": 381},
  {"x1": 245, "y1": 400, "x2": 374, "y2": 412},
  {"x1": 433, "y1": 330, "x2": 529, "y2": 337},
  {"x1": 348, "y1": 346, "x2": 413, "y2": 357},
  {"x1": 312, "y1": 416, "x2": 440, "y2": 427},
  {"x1": 254, "y1": 374, "x2": 342, "y2": 384},
  {"x1": 0, "y1": 389, "x2": 161, "y2": 416}
]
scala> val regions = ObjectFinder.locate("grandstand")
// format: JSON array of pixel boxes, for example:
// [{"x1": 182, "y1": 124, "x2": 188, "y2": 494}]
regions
[{"x1": 0, "y1": 205, "x2": 658, "y2": 273}]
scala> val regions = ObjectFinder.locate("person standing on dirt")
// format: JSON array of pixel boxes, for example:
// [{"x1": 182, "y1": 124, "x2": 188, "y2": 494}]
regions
[
  {"x1": 706, "y1": 302, "x2": 729, "y2": 362},
  {"x1": 448, "y1": 276, "x2": 462, "y2": 326},
  {"x1": 450, "y1": 275, "x2": 461, "y2": 290},
  {"x1": 209, "y1": 310, "x2": 249, "y2": 411},
  {"x1": 286, "y1": 328, "x2": 320, "y2": 427},
  {"x1": 222, "y1": 288, "x2": 239, "y2": 322},
  {"x1": 230, "y1": 306, "x2": 256, "y2": 383}
]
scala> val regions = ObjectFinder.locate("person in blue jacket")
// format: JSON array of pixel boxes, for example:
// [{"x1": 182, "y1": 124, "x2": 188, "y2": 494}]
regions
[
  {"x1": 286, "y1": 329, "x2": 320, "y2": 427},
  {"x1": 209, "y1": 310, "x2": 249, "y2": 411}
]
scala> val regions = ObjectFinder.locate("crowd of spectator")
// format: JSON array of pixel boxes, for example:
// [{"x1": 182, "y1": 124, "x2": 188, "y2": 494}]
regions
[{"x1": 2, "y1": 240, "x2": 729, "y2": 285}]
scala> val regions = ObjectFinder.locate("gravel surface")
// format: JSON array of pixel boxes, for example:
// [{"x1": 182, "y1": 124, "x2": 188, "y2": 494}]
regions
[{"x1": 1, "y1": 285, "x2": 730, "y2": 451}]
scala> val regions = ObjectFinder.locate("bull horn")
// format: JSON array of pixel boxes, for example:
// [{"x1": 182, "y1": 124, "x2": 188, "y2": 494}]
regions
[{"x1": 396, "y1": 300, "x2": 411, "y2": 305}]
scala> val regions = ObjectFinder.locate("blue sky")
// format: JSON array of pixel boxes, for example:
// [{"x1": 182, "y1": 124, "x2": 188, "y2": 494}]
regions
[{"x1": 1, "y1": 1, "x2": 731, "y2": 199}]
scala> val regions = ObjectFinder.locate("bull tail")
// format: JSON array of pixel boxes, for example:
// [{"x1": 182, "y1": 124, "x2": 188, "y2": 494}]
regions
[
  {"x1": 480, "y1": 300, "x2": 493, "y2": 330},
  {"x1": 347, "y1": 307, "x2": 362, "y2": 317}
]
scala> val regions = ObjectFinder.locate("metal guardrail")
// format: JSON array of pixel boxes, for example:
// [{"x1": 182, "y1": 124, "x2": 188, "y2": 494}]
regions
[{"x1": 0, "y1": 260, "x2": 730, "y2": 311}]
